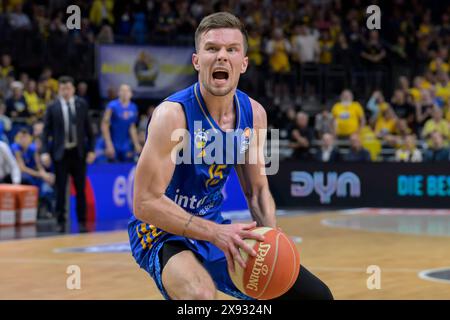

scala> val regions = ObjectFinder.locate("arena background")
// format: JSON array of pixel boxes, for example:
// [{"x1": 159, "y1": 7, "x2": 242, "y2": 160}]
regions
[{"x1": 0, "y1": 0, "x2": 450, "y2": 300}]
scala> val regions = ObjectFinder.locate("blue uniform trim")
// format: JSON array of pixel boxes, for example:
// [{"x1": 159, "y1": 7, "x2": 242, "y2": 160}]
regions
[{"x1": 193, "y1": 82, "x2": 241, "y2": 134}]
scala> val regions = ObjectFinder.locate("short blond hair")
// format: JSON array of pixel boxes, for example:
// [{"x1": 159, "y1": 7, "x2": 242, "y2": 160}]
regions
[{"x1": 195, "y1": 12, "x2": 248, "y2": 54}]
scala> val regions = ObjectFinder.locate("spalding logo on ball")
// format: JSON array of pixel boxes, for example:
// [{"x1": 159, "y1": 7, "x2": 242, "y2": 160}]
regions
[{"x1": 229, "y1": 227, "x2": 301, "y2": 300}]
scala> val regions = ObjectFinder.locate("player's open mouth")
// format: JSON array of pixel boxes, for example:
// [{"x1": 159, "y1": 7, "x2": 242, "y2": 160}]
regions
[{"x1": 212, "y1": 70, "x2": 229, "y2": 82}]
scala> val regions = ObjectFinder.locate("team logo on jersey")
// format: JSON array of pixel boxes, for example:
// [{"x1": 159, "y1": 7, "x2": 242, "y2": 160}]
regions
[
  {"x1": 194, "y1": 128, "x2": 209, "y2": 158},
  {"x1": 240, "y1": 127, "x2": 252, "y2": 154}
]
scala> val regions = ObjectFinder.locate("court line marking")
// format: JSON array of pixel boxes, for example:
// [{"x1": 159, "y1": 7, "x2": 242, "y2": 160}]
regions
[
  {"x1": 0, "y1": 257, "x2": 423, "y2": 273},
  {"x1": 418, "y1": 267, "x2": 450, "y2": 285},
  {"x1": 0, "y1": 229, "x2": 126, "y2": 244},
  {"x1": 320, "y1": 217, "x2": 450, "y2": 238},
  {"x1": 0, "y1": 257, "x2": 134, "y2": 266},
  {"x1": 310, "y1": 267, "x2": 420, "y2": 273}
]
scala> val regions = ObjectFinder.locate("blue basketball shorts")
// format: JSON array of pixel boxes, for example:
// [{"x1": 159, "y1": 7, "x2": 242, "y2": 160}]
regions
[{"x1": 128, "y1": 218, "x2": 253, "y2": 300}]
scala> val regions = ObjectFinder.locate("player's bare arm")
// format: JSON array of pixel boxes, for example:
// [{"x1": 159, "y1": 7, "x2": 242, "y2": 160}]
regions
[
  {"x1": 133, "y1": 100, "x2": 263, "y2": 272},
  {"x1": 101, "y1": 108, "x2": 115, "y2": 158},
  {"x1": 129, "y1": 123, "x2": 142, "y2": 154},
  {"x1": 236, "y1": 98, "x2": 277, "y2": 229}
]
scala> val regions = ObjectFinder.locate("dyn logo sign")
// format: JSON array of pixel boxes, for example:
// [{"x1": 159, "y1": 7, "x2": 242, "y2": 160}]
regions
[{"x1": 291, "y1": 171, "x2": 361, "y2": 204}]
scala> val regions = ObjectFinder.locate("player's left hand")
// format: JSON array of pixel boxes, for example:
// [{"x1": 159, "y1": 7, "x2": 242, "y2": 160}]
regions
[
  {"x1": 212, "y1": 221, "x2": 265, "y2": 274},
  {"x1": 135, "y1": 144, "x2": 143, "y2": 155},
  {"x1": 86, "y1": 152, "x2": 96, "y2": 164}
]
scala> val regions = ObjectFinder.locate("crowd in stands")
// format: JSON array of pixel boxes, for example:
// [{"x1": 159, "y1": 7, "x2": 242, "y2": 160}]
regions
[{"x1": 1, "y1": 0, "x2": 450, "y2": 208}]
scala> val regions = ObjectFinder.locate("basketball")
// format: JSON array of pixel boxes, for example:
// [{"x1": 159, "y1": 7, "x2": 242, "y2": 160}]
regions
[{"x1": 229, "y1": 227, "x2": 301, "y2": 300}]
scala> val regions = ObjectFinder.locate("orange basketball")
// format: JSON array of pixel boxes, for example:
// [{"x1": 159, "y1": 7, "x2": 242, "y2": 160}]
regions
[{"x1": 229, "y1": 227, "x2": 301, "y2": 300}]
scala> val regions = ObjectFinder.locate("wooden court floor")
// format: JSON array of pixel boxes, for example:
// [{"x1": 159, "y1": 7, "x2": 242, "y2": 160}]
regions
[{"x1": 1, "y1": 211, "x2": 449, "y2": 300}]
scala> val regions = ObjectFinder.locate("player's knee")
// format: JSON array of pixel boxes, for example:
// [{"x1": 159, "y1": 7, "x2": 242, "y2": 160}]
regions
[
  {"x1": 173, "y1": 283, "x2": 216, "y2": 300},
  {"x1": 190, "y1": 286, "x2": 216, "y2": 300},
  {"x1": 166, "y1": 275, "x2": 216, "y2": 300}
]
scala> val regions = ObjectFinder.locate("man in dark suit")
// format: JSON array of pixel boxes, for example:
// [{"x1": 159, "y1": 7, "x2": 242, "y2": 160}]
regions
[
  {"x1": 41, "y1": 76, "x2": 95, "y2": 233},
  {"x1": 315, "y1": 133, "x2": 341, "y2": 162},
  {"x1": 343, "y1": 133, "x2": 371, "y2": 162}
]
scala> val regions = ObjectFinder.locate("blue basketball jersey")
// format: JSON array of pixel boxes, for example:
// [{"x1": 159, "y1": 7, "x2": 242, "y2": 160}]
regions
[
  {"x1": 106, "y1": 99, "x2": 138, "y2": 152},
  {"x1": 130, "y1": 82, "x2": 254, "y2": 250}
]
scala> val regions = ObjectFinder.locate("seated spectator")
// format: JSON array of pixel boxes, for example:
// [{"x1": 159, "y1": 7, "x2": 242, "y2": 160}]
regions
[
  {"x1": 0, "y1": 100, "x2": 12, "y2": 142},
  {"x1": 429, "y1": 51, "x2": 450, "y2": 74},
  {"x1": 11, "y1": 128, "x2": 54, "y2": 187},
  {"x1": 421, "y1": 106, "x2": 450, "y2": 146},
  {"x1": 359, "y1": 125, "x2": 382, "y2": 161},
  {"x1": 423, "y1": 132, "x2": 450, "y2": 162},
  {"x1": 398, "y1": 76, "x2": 411, "y2": 96},
  {"x1": 5, "y1": 81, "x2": 29, "y2": 121},
  {"x1": 409, "y1": 76, "x2": 431, "y2": 103},
  {"x1": 415, "y1": 89, "x2": 435, "y2": 126},
  {"x1": 331, "y1": 89, "x2": 365, "y2": 138},
  {"x1": 314, "y1": 133, "x2": 341, "y2": 162},
  {"x1": 277, "y1": 106, "x2": 296, "y2": 138},
  {"x1": 435, "y1": 72, "x2": 450, "y2": 105},
  {"x1": 367, "y1": 90, "x2": 389, "y2": 121},
  {"x1": 314, "y1": 106, "x2": 335, "y2": 138},
  {"x1": 343, "y1": 133, "x2": 371, "y2": 162},
  {"x1": 385, "y1": 119, "x2": 413, "y2": 148},
  {"x1": 395, "y1": 134, "x2": 423, "y2": 162},
  {"x1": 0, "y1": 140, "x2": 21, "y2": 184},
  {"x1": 24, "y1": 80, "x2": 46, "y2": 120},
  {"x1": 19, "y1": 72, "x2": 29, "y2": 88},
  {"x1": 13, "y1": 127, "x2": 55, "y2": 217},
  {"x1": 374, "y1": 105, "x2": 398, "y2": 139},
  {"x1": 96, "y1": 24, "x2": 114, "y2": 44},
  {"x1": 39, "y1": 67, "x2": 58, "y2": 102},
  {"x1": 289, "y1": 112, "x2": 313, "y2": 161},
  {"x1": 390, "y1": 89, "x2": 416, "y2": 128}
]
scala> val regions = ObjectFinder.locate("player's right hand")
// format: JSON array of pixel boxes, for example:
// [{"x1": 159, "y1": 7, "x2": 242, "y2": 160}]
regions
[
  {"x1": 105, "y1": 145, "x2": 115, "y2": 159},
  {"x1": 212, "y1": 221, "x2": 265, "y2": 274},
  {"x1": 40, "y1": 153, "x2": 51, "y2": 168}
]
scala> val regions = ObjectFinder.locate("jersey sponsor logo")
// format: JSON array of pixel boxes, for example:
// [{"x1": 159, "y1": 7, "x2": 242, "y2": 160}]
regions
[
  {"x1": 54, "y1": 243, "x2": 131, "y2": 253},
  {"x1": 339, "y1": 111, "x2": 350, "y2": 119},
  {"x1": 240, "y1": 127, "x2": 252, "y2": 154},
  {"x1": 173, "y1": 188, "x2": 222, "y2": 216},
  {"x1": 194, "y1": 128, "x2": 208, "y2": 158}
]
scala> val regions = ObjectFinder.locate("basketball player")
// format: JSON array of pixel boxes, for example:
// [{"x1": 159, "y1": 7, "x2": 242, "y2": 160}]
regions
[
  {"x1": 128, "y1": 12, "x2": 333, "y2": 300},
  {"x1": 101, "y1": 84, "x2": 142, "y2": 162}
]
